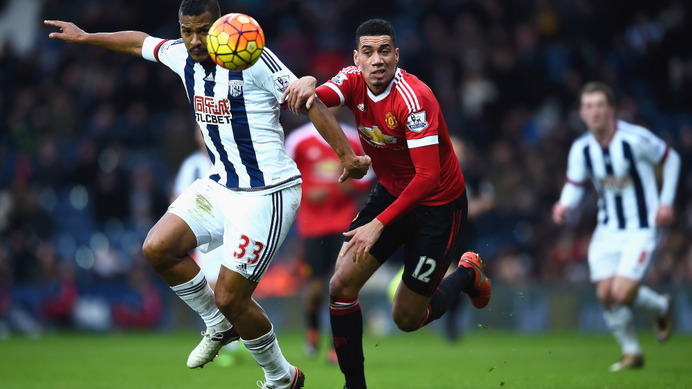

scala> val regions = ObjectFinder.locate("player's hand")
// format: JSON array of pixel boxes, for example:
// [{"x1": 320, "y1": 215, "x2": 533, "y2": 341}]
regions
[
  {"x1": 338, "y1": 155, "x2": 371, "y2": 183},
  {"x1": 552, "y1": 202, "x2": 569, "y2": 225},
  {"x1": 281, "y1": 76, "x2": 317, "y2": 114},
  {"x1": 45, "y1": 20, "x2": 86, "y2": 43},
  {"x1": 340, "y1": 219, "x2": 384, "y2": 263},
  {"x1": 655, "y1": 205, "x2": 674, "y2": 226}
]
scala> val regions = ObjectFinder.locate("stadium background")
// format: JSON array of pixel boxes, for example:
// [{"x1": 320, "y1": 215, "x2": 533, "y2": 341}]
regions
[{"x1": 0, "y1": 0, "x2": 690, "y2": 337}]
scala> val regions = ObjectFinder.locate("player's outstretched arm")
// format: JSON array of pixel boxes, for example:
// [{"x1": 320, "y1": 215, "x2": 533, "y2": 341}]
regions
[
  {"x1": 306, "y1": 98, "x2": 371, "y2": 182},
  {"x1": 45, "y1": 20, "x2": 148, "y2": 57}
]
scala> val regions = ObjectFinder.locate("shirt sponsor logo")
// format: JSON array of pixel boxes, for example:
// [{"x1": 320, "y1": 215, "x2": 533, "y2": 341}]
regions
[
  {"x1": 274, "y1": 75, "x2": 291, "y2": 93},
  {"x1": 359, "y1": 125, "x2": 399, "y2": 148},
  {"x1": 599, "y1": 175, "x2": 632, "y2": 193},
  {"x1": 385, "y1": 112, "x2": 398, "y2": 129},
  {"x1": 331, "y1": 72, "x2": 348, "y2": 86},
  {"x1": 194, "y1": 95, "x2": 233, "y2": 124},
  {"x1": 229, "y1": 80, "x2": 244, "y2": 97},
  {"x1": 406, "y1": 111, "x2": 427, "y2": 132}
]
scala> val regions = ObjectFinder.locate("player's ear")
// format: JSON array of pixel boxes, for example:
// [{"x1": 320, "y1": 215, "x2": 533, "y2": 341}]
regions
[{"x1": 353, "y1": 49, "x2": 359, "y2": 66}]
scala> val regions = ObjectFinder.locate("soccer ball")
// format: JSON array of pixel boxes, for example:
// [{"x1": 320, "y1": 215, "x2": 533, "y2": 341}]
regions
[{"x1": 206, "y1": 13, "x2": 265, "y2": 71}]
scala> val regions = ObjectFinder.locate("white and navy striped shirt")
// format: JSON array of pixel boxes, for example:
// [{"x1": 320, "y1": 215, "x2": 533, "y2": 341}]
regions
[
  {"x1": 142, "y1": 37, "x2": 301, "y2": 192},
  {"x1": 563, "y1": 120, "x2": 670, "y2": 230}
]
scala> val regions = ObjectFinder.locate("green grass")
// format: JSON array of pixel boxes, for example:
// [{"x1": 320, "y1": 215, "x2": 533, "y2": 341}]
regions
[{"x1": 1, "y1": 329, "x2": 690, "y2": 388}]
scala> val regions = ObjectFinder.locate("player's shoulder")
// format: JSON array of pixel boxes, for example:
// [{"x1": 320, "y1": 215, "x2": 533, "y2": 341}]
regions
[
  {"x1": 157, "y1": 38, "x2": 187, "y2": 55},
  {"x1": 393, "y1": 68, "x2": 436, "y2": 111},
  {"x1": 328, "y1": 66, "x2": 361, "y2": 86},
  {"x1": 617, "y1": 120, "x2": 655, "y2": 137},
  {"x1": 568, "y1": 131, "x2": 593, "y2": 152}
]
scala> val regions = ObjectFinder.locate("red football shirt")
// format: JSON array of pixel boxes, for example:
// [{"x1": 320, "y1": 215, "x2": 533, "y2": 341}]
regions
[
  {"x1": 286, "y1": 122, "x2": 372, "y2": 237},
  {"x1": 316, "y1": 67, "x2": 465, "y2": 225}
]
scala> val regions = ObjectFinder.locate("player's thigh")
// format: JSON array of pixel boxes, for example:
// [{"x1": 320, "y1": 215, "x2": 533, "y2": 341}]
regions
[
  {"x1": 400, "y1": 193, "x2": 467, "y2": 297},
  {"x1": 391, "y1": 281, "x2": 431, "y2": 324},
  {"x1": 330, "y1": 242, "x2": 381, "y2": 297},
  {"x1": 167, "y1": 178, "x2": 225, "y2": 253},
  {"x1": 144, "y1": 212, "x2": 198, "y2": 258},
  {"x1": 220, "y1": 184, "x2": 301, "y2": 283},
  {"x1": 587, "y1": 227, "x2": 623, "y2": 283}
]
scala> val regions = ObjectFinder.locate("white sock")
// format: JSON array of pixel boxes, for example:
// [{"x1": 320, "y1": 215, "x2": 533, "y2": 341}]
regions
[
  {"x1": 634, "y1": 285, "x2": 668, "y2": 317},
  {"x1": 171, "y1": 270, "x2": 231, "y2": 331},
  {"x1": 603, "y1": 304, "x2": 641, "y2": 356},
  {"x1": 243, "y1": 326, "x2": 293, "y2": 387}
]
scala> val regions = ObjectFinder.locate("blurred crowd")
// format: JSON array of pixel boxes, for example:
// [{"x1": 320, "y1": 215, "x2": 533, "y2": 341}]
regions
[{"x1": 0, "y1": 0, "x2": 690, "y2": 334}]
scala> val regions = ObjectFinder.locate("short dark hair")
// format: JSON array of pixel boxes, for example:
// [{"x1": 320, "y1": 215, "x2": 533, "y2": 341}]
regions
[
  {"x1": 179, "y1": 0, "x2": 220, "y2": 20},
  {"x1": 355, "y1": 19, "x2": 396, "y2": 49},
  {"x1": 580, "y1": 81, "x2": 615, "y2": 107}
]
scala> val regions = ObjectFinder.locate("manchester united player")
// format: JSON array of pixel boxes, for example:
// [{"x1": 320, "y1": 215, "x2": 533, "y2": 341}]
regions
[{"x1": 283, "y1": 19, "x2": 491, "y2": 389}]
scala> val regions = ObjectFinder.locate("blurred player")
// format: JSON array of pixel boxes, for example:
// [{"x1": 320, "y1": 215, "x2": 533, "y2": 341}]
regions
[
  {"x1": 553, "y1": 81, "x2": 680, "y2": 371},
  {"x1": 283, "y1": 19, "x2": 491, "y2": 389},
  {"x1": 45, "y1": 1, "x2": 370, "y2": 387},
  {"x1": 171, "y1": 128, "x2": 221, "y2": 288},
  {"x1": 285, "y1": 113, "x2": 373, "y2": 361}
]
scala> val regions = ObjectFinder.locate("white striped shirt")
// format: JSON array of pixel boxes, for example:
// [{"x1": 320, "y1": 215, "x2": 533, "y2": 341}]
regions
[
  {"x1": 142, "y1": 37, "x2": 301, "y2": 192},
  {"x1": 562, "y1": 120, "x2": 670, "y2": 230}
]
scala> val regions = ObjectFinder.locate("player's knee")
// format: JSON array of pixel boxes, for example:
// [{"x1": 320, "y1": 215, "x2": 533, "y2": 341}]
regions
[
  {"x1": 214, "y1": 287, "x2": 242, "y2": 315},
  {"x1": 611, "y1": 289, "x2": 636, "y2": 305},
  {"x1": 329, "y1": 273, "x2": 354, "y2": 297},
  {"x1": 142, "y1": 233, "x2": 175, "y2": 268},
  {"x1": 392, "y1": 311, "x2": 419, "y2": 332}
]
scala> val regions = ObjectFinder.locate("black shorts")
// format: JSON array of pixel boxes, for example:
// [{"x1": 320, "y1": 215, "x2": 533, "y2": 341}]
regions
[
  {"x1": 303, "y1": 234, "x2": 342, "y2": 279},
  {"x1": 348, "y1": 183, "x2": 468, "y2": 297}
]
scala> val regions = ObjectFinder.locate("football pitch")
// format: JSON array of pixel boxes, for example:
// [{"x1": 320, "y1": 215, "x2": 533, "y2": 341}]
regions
[{"x1": 1, "y1": 330, "x2": 689, "y2": 388}]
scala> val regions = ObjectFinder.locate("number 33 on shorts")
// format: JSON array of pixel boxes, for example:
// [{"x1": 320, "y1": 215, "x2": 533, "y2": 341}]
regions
[{"x1": 232, "y1": 234, "x2": 265, "y2": 264}]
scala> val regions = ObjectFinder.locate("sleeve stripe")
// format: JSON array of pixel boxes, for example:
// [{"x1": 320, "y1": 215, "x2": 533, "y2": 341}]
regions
[
  {"x1": 395, "y1": 71, "x2": 421, "y2": 112},
  {"x1": 659, "y1": 145, "x2": 670, "y2": 165},
  {"x1": 565, "y1": 177, "x2": 587, "y2": 187},
  {"x1": 153, "y1": 39, "x2": 168, "y2": 63},
  {"x1": 325, "y1": 83, "x2": 346, "y2": 105},
  {"x1": 407, "y1": 135, "x2": 438, "y2": 149},
  {"x1": 260, "y1": 49, "x2": 281, "y2": 73}
]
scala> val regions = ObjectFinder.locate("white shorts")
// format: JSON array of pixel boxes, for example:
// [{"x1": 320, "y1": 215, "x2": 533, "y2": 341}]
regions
[
  {"x1": 587, "y1": 226, "x2": 658, "y2": 283},
  {"x1": 168, "y1": 178, "x2": 301, "y2": 283}
]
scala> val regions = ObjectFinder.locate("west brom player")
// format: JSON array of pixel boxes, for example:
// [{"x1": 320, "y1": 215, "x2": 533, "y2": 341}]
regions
[
  {"x1": 45, "y1": 1, "x2": 370, "y2": 388},
  {"x1": 553, "y1": 81, "x2": 680, "y2": 372},
  {"x1": 283, "y1": 19, "x2": 491, "y2": 389}
]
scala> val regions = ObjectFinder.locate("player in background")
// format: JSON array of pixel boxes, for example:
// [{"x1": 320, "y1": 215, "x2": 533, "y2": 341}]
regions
[
  {"x1": 283, "y1": 19, "x2": 491, "y2": 389},
  {"x1": 45, "y1": 1, "x2": 370, "y2": 387},
  {"x1": 171, "y1": 128, "x2": 221, "y2": 288},
  {"x1": 552, "y1": 81, "x2": 680, "y2": 372},
  {"x1": 285, "y1": 111, "x2": 373, "y2": 362}
]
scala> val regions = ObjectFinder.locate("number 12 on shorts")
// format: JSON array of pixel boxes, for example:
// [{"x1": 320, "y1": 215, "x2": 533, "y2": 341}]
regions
[
  {"x1": 233, "y1": 234, "x2": 265, "y2": 264},
  {"x1": 412, "y1": 256, "x2": 436, "y2": 283}
]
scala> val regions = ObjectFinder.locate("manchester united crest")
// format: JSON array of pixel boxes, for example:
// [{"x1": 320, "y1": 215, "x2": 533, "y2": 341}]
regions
[{"x1": 385, "y1": 112, "x2": 398, "y2": 129}]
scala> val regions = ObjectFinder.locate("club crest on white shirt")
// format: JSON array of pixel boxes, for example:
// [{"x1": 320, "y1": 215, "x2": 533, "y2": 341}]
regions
[{"x1": 229, "y1": 80, "x2": 244, "y2": 97}]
